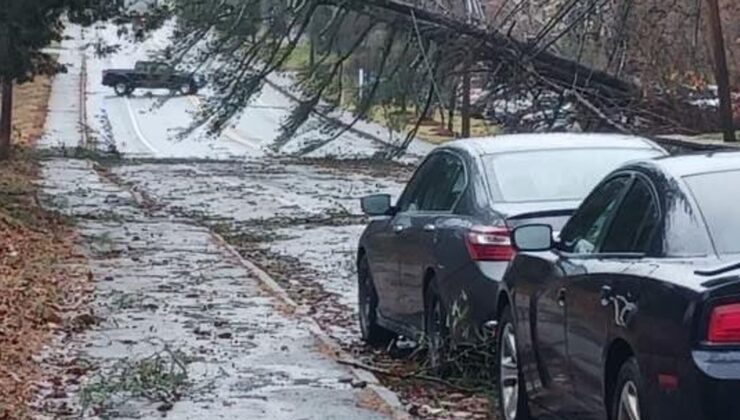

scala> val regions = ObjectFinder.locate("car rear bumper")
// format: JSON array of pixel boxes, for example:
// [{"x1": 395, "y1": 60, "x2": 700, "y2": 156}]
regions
[
  {"x1": 649, "y1": 350, "x2": 740, "y2": 419},
  {"x1": 438, "y1": 260, "x2": 509, "y2": 338},
  {"x1": 690, "y1": 350, "x2": 740, "y2": 418}
]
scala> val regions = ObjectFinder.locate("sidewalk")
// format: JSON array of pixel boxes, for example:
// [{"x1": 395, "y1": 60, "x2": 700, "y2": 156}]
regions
[{"x1": 36, "y1": 158, "x2": 390, "y2": 419}]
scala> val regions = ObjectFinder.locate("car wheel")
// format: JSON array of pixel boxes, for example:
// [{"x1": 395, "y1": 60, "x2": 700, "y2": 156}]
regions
[
  {"x1": 114, "y1": 81, "x2": 131, "y2": 96},
  {"x1": 180, "y1": 82, "x2": 195, "y2": 96},
  {"x1": 357, "y1": 256, "x2": 395, "y2": 346},
  {"x1": 496, "y1": 306, "x2": 530, "y2": 420},
  {"x1": 424, "y1": 280, "x2": 449, "y2": 373},
  {"x1": 611, "y1": 357, "x2": 648, "y2": 420}
]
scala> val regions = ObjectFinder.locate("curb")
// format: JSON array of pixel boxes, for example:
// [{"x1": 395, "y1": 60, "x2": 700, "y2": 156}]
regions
[
  {"x1": 96, "y1": 164, "x2": 410, "y2": 419},
  {"x1": 208, "y1": 231, "x2": 411, "y2": 420}
]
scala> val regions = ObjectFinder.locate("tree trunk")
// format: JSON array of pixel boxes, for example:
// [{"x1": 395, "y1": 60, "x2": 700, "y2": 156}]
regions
[
  {"x1": 309, "y1": 36, "x2": 316, "y2": 69},
  {"x1": 0, "y1": 78, "x2": 12, "y2": 160},
  {"x1": 705, "y1": 0, "x2": 736, "y2": 142},
  {"x1": 461, "y1": 62, "x2": 471, "y2": 138},
  {"x1": 448, "y1": 79, "x2": 458, "y2": 133}
]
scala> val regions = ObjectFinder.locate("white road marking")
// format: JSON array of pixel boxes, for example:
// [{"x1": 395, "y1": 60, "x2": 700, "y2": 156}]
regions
[
  {"x1": 124, "y1": 96, "x2": 161, "y2": 156},
  {"x1": 187, "y1": 95, "x2": 264, "y2": 152},
  {"x1": 121, "y1": 93, "x2": 313, "y2": 213}
]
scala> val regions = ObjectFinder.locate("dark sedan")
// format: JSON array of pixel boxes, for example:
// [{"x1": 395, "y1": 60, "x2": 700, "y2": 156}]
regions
[
  {"x1": 356, "y1": 134, "x2": 666, "y2": 366},
  {"x1": 499, "y1": 152, "x2": 740, "y2": 420}
]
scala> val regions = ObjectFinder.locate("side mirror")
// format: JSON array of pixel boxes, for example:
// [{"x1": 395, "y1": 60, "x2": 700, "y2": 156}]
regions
[
  {"x1": 361, "y1": 194, "x2": 392, "y2": 216},
  {"x1": 512, "y1": 224, "x2": 554, "y2": 252}
]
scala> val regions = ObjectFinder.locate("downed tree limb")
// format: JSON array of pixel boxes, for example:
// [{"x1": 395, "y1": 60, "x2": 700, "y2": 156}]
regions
[
  {"x1": 337, "y1": 358, "x2": 484, "y2": 393},
  {"x1": 335, "y1": 0, "x2": 639, "y2": 100}
]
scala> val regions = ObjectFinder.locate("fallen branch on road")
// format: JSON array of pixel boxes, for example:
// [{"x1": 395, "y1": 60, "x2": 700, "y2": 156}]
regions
[{"x1": 337, "y1": 358, "x2": 484, "y2": 393}]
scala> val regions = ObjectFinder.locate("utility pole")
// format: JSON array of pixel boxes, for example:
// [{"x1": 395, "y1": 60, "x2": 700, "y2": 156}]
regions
[{"x1": 706, "y1": 0, "x2": 736, "y2": 142}]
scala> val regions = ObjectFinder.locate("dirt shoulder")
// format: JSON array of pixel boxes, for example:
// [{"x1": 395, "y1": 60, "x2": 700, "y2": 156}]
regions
[
  {"x1": 0, "y1": 77, "x2": 53, "y2": 147},
  {"x1": 0, "y1": 77, "x2": 90, "y2": 418}
]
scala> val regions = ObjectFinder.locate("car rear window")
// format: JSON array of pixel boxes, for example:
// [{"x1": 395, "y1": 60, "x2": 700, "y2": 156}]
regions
[
  {"x1": 685, "y1": 170, "x2": 740, "y2": 255},
  {"x1": 484, "y1": 148, "x2": 663, "y2": 203}
]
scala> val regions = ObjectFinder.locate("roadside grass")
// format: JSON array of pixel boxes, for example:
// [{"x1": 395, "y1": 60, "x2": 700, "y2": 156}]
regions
[
  {"x1": 79, "y1": 348, "x2": 191, "y2": 416},
  {"x1": 281, "y1": 44, "x2": 499, "y2": 145},
  {"x1": 0, "y1": 150, "x2": 88, "y2": 418},
  {"x1": 365, "y1": 105, "x2": 498, "y2": 144},
  {"x1": 0, "y1": 70, "x2": 91, "y2": 419},
  {"x1": 692, "y1": 130, "x2": 740, "y2": 141},
  {"x1": 0, "y1": 76, "x2": 53, "y2": 147}
]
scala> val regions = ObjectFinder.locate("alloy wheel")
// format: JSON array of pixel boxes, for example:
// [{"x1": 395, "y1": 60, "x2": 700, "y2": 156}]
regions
[
  {"x1": 617, "y1": 381, "x2": 641, "y2": 420},
  {"x1": 500, "y1": 322, "x2": 519, "y2": 420}
]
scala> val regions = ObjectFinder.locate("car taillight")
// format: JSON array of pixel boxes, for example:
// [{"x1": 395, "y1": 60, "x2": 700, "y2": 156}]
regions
[
  {"x1": 707, "y1": 303, "x2": 740, "y2": 344},
  {"x1": 465, "y1": 226, "x2": 514, "y2": 261}
]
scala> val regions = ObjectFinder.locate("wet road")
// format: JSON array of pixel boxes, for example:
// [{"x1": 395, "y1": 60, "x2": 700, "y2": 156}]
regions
[
  {"x1": 38, "y1": 158, "x2": 389, "y2": 419},
  {"x1": 35, "y1": 23, "x2": 424, "y2": 419}
]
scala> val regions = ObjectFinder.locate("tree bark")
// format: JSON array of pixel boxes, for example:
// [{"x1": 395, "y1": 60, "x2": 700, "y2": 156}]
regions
[
  {"x1": 461, "y1": 61, "x2": 471, "y2": 138},
  {"x1": 0, "y1": 78, "x2": 12, "y2": 160},
  {"x1": 705, "y1": 0, "x2": 736, "y2": 142},
  {"x1": 448, "y1": 78, "x2": 458, "y2": 133}
]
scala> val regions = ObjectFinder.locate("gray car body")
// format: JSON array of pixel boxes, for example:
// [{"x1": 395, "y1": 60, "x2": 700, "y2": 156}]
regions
[{"x1": 358, "y1": 133, "x2": 667, "y2": 341}]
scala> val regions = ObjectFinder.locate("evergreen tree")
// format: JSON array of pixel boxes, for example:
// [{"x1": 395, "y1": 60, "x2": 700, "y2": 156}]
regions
[{"x1": 0, "y1": 0, "x2": 122, "y2": 159}]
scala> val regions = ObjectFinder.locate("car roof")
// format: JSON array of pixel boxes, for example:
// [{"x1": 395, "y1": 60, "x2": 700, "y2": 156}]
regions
[
  {"x1": 442, "y1": 133, "x2": 663, "y2": 156},
  {"x1": 635, "y1": 151, "x2": 740, "y2": 178}
]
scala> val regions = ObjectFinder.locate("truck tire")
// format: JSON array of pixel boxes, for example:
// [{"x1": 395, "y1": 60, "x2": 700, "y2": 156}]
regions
[
  {"x1": 114, "y1": 81, "x2": 133, "y2": 97},
  {"x1": 179, "y1": 82, "x2": 197, "y2": 96}
]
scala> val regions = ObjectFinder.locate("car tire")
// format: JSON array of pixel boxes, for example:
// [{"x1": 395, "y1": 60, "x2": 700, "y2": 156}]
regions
[
  {"x1": 611, "y1": 357, "x2": 648, "y2": 420},
  {"x1": 357, "y1": 256, "x2": 395, "y2": 347},
  {"x1": 180, "y1": 82, "x2": 196, "y2": 96},
  {"x1": 114, "y1": 81, "x2": 132, "y2": 96},
  {"x1": 496, "y1": 305, "x2": 530, "y2": 420},
  {"x1": 424, "y1": 279, "x2": 450, "y2": 374}
]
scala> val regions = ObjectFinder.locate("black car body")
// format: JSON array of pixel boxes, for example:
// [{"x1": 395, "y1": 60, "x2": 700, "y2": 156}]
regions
[
  {"x1": 102, "y1": 61, "x2": 204, "y2": 96},
  {"x1": 356, "y1": 134, "x2": 666, "y2": 355},
  {"x1": 499, "y1": 152, "x2": 740, "y2": 420}
]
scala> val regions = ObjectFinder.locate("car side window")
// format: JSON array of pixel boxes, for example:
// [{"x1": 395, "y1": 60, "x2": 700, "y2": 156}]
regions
[
  {"x1": 558, "y1": 176, "x2": 631, "y2": 254},
  {"x1": 396, "y1": 155, "x2": 439, "y2": 213},
  {"x1": 416, "y1": 153, "x2": 465, "y2": 212},
  {"x1": 600, "y1": 178, "x2": 659, "y2": 254},
  {"x1": 153, "y1": 64, "x2": 170, "y2": 74},
  {"x1": 396, "y1": 153, "x2": 466, "y2": 213}
]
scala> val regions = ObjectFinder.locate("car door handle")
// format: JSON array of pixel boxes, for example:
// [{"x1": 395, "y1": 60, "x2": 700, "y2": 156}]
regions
[
  {"x1": 393, "y1": 224, "x2": 405, "y2": 234},
  {"x1": 423, "y1": 224, "x2": 436, "y2": 232},
  {"x1": 557, "y1": 288, "x2": 566, "y2": 307},
  {"x1": 600, "y1": 285, "x2": 614, "y2": 307}
]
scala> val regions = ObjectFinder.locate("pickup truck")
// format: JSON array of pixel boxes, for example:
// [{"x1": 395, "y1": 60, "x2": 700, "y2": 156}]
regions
[{"x1": 102, "y1": 61, "x2": 205, "y2": 96}]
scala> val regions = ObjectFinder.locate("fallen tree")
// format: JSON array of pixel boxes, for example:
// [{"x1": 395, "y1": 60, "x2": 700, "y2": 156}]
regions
[{"x1": 161, "y1": 0, "x2": 720, "y2": 157}]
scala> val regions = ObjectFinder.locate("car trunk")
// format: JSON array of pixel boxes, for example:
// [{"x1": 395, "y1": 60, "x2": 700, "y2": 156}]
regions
[{"x1": 494, "y1": 200, "x2": 579, "y2": 233}]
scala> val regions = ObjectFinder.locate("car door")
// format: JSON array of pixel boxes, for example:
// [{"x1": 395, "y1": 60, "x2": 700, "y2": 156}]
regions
[
  {"x1": 134, "y1": 62, "x2": 153, "y2": 88},
  {"x1": 373, "y1": 155, "x2": 438, "y2": 323},
  {"x1": 566, "y1": 175, "x2": 660, "y2": 417},
  {"x1": 151, "y1": 63, "x2": 172, "y2": 89},
  {"x1": 396, "y1": 151, "x2": 467, "y2": 330},
  {"x1": 525, "y1": 175, "x2": 632, "y2": 414}
]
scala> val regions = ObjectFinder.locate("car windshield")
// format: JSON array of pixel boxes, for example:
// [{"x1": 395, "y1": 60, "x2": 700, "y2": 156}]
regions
[
  {"x1": 484, "y1": 147, "x2": 663, "y2": 203},
  {"x1": 685, "y1": 170, "x2": 740, "y2": 256}
]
